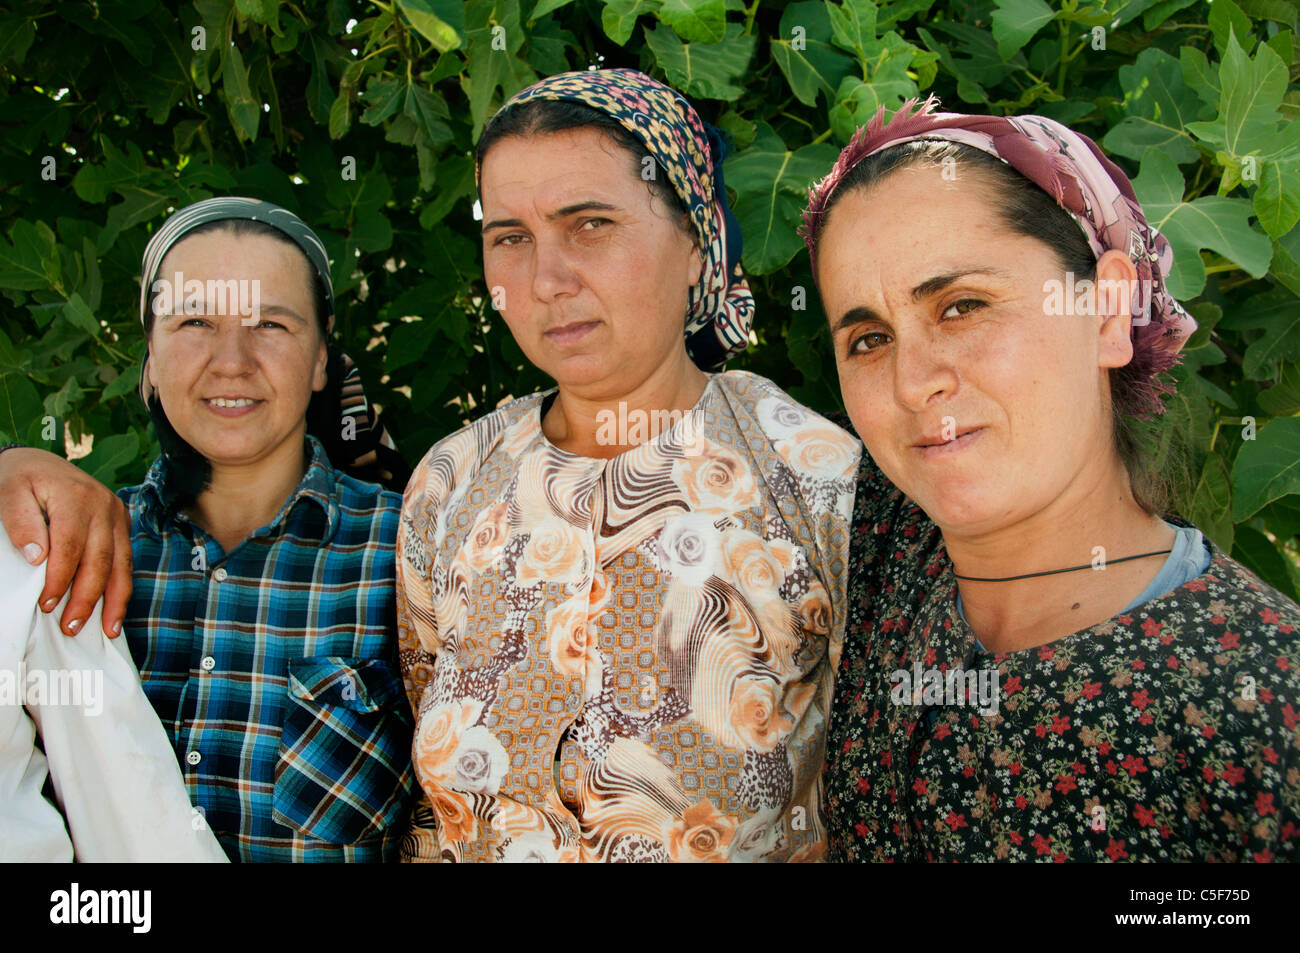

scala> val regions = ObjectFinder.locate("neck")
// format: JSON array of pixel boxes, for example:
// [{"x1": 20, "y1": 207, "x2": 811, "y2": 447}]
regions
[
  {"x1": 542, "y1": 351, "x2": 709, "y2": 459},
  {"x1": 946, "y1": 459, "x2": 1174, "y2": 654},
  {"x1": 189, "y1": 429, "x2": 310, "y2": 553}
]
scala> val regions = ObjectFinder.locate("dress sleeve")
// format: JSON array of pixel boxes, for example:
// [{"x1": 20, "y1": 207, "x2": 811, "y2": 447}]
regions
[{"x1": 395, "y1": 473, "x2": 439, "y2": 719}]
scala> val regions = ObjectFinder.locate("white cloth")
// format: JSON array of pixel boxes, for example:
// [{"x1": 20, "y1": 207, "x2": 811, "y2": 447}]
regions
[{"x1": 0, "y1": 540, "x2": 227, "y2": 862}]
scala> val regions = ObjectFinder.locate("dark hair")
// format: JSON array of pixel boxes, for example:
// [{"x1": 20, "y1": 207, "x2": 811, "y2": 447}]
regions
[
  {"x1": 143, "y1": 218, "x2": 343, "y2": 504},
  {"x1": 475, "y1": 98, "x2": 694, "y2": 238},
  {"x1": 812, "y1": 140, "x2": 1181, "y2": 515}
]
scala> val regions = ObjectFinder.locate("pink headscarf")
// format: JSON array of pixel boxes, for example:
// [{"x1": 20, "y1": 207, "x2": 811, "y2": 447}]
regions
[{"x1": 801, "y1": 96, "x2": 1197, "y2": 418}]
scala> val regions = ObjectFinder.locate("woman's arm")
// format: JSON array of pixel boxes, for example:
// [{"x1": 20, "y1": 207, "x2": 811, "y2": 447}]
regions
[{"x1": 0, "y1": 447, "x2": 132, "y2": 638}]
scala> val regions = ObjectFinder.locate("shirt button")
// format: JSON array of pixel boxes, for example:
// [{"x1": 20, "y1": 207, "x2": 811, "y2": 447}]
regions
[
  {"x1": 186, "y1": 751, "x2": 202, "y2": 766},
  {"x1": 565, "y1": 692, "x2": 581, "y2": 712},
  {"x1": 200, "y1": 656, "x2": 216, "y2": 672},
  {"x1": 213, "y1": 567, "x2": 228, "y2": 582}
]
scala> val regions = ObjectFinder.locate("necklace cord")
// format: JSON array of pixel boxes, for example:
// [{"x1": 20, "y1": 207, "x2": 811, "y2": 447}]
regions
[{"x1": 952, "y1": 548, "x2": 1174, "y2": 583}]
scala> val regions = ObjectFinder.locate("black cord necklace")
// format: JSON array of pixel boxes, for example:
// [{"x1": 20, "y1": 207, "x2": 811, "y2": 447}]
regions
[{"x1": 952, "y1": 548, "x2": 1173, "y2": 583}]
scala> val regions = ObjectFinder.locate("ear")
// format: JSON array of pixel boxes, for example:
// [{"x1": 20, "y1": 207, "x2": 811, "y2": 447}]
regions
[
  {"x1": 311, "y1": 337, "x2": 329, "y2": 393},
  {"x1": 146, "y1": 347, "x2": 158, "y2": 390},
  {"x1": 684, "y1": 240, "x2": 703, "y2": 290},
  {"x1": 1095, "y1": 249, "x2": 1139, "y2": 370}
]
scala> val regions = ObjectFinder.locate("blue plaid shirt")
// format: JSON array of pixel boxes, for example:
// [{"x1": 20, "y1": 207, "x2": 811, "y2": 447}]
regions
[{"x1": 118, "y1": 436, "x2": 415, "y2": 862}]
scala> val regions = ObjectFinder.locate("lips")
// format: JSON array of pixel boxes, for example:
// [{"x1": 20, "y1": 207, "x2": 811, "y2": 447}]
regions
[
  {"x1": 543, "y1": 320, "x2": 599, "y2": 346},
  {"x1": 912, "y1": 425, "x2": 985, "y2": 458},
  {"x1": 203, "y1": 396, "x2": 263, "y2": 417}
]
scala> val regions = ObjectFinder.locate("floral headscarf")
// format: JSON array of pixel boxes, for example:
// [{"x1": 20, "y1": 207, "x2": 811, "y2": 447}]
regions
[
  {"x1": 479, "y1": 69, "x2": 754, "y2": 372},
  {"x1": 802, "y1": 96, "x2": 1198, "y2": 418}
]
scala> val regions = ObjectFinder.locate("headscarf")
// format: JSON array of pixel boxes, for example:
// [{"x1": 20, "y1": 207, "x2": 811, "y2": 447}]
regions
[
  {"x1": 801, "y1": 96, "x2": 1197, "y2": 418},
  {"x1": 477, "y1": 68, "x2": 754, "y2": 372},
  {"x1": 137, "y1": 197, "x2": 406, "y2": 487}
]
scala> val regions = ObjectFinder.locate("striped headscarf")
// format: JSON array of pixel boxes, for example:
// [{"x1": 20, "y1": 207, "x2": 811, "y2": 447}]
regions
[
  {"x1": 479, "y1": 69, "x2": 754, "y2": 372},
  {"x1": 137, "y1": 197, "x2": 404, "y2": 484},
  {"x1": 801, "y1": 97, "x2": 1198, "y2": 419}
]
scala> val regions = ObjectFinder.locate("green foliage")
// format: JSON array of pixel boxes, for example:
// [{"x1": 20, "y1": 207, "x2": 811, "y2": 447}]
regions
[{"x1": 1, "y1": 0, "x2": 1298, "y2": 595}]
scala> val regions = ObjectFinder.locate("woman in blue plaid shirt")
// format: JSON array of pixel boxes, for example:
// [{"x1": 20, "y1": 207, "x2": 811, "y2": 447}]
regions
[{"x1": 0, "y1": 199, "x2": 417, "y2": 861}]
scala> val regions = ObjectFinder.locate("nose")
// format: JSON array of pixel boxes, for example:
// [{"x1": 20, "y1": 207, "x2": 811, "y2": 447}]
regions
[
  {"x1": 892, "y1": 330, "x2": 959, "y2": 412},
  {"x1": 530, "y1": 238, "x2": 581, "y2": 303},
  {"x1": 207, "y1": 321, "x2": 257, "y2": 377}
]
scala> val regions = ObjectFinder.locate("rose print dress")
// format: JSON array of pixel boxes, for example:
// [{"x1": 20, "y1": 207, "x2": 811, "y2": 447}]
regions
[
  {"x1": 824, "y1": 414, "x2": 1300, "y2": 862},
  {"x1": 396, "y1": 371, "x2": 860, "y2": 861}
]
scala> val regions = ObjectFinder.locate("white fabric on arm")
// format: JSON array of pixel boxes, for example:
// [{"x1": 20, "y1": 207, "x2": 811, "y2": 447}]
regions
[{"x1": 0, "y1": 540, "x2": 227, "y2": 862}]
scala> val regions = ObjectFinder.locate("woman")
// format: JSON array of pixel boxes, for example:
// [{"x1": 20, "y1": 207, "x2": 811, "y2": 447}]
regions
[
  {"x1": 803, "y1": 99, "x2": 1300, "y2": 861},
  {"x1": 1, "y1": 198, "x2": 416, "y2": 861},
  {"x1": 396, "y1": 69, "x2": 859, "y2": 862}
]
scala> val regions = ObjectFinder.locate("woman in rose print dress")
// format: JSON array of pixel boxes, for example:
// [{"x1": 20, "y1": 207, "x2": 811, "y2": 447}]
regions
[
  {"x1": 395, "y1": 70, "x2": 860, "y2": 862},
  {"x1": 802, "y1": 99, "x2": 1300, "y2": 861}
]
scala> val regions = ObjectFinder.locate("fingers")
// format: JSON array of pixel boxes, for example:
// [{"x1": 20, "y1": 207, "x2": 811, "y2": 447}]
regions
[
  {"x1": 38, "y1": 487, "x2": 90, "y2": 620},
  {"x1": 100, "y1": 500, "x2": 134, "y2": 638},
  {"x1": 59, "y1": 507, "x2": 118, "y2": 636},
  {"x1": 0, "y1": 449, "x2": 53, "y2": 567}
]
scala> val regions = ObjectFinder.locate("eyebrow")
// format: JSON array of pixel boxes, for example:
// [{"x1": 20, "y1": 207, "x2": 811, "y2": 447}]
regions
[
  {"x1": 160, "y1": 303, "x2": 308, "y2": 325},
  {"x1": 831, "y1": 268, "x2": 1009, "y2": 332},
  {"x1": 481, "y1": 201, "x2": 621, "y2": 233}
]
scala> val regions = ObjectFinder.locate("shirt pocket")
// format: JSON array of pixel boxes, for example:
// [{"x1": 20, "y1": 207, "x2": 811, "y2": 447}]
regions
[{"x1": 272, "y1": 656, "x2": 414, "y2": 845}]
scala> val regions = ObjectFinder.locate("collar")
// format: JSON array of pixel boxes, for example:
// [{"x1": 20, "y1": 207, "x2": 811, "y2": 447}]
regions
[{"x1": 137, "y1": 435, "x2": 340, "y2": 544}]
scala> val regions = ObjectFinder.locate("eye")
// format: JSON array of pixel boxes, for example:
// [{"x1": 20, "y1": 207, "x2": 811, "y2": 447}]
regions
[
  {"x1": 941, "y1": 298, "x2": 985, "y2": 320},
  {"x1": 849, "y1": 330, "x2": 892, "y2": 355},
  {"x1": 493, "y1": 233, "x2": 527, "y2": 247},
  {"x1": 180, "y1": 317, "x2": 209, "y2": 328},
  {"x1": 255, "y1": 319, "x2": 287, "y2": 330},
  {"x1": 579, "y1": 217, "x2": 612, "y2": 231}
]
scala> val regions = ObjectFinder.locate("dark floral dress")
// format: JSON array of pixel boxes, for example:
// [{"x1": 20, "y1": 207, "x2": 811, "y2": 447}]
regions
[{"x1": 824, "y1": 415, "x2": 1300, "y2": 862}]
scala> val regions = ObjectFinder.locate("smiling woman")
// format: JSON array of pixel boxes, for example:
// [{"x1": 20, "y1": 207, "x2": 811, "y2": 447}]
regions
[
  {"x1": 804, "y1": 99, "x2": 1300, "y2": 862},
  {"x1": 0, "y1": 198, "x2": 419, "y2": 861}
]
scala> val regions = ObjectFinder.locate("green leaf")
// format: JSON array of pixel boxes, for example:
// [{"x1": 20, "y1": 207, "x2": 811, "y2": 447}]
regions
[
  {"x1": 1231, "y1": 416, "x2": 1300, "y2": 520},
  {"x1": 826, "y1": 0, "x2": 878, "y2": 60},
  {"x1": 643, "y1": 22, "x2": 756, "y2": 100},
  {"x1": 1253, "y1": 159, "x2": 1300, "y2": 239},
  {"x1": 1142, "y1": 0, "x2": 1199, "y2": 31},
  {"x1": 361, "y1": 79, "x2": 406, "y2": 126},
  {"x1": 989, "y1": 0, "x2": 1056, "y2": 60},
  {"x1": 1132, "y1": 149, "x2": 1273, "y2": 298},
  {"x1": 0, "y1": 14, "x2": 37, "y2": 66},
  {"x1": 222, "y1": 42, "x2": 261, "y2": 142},
  {"x1": 724, "y1": 123, "x2": 839, "y2": 273},
  {"x1": 1207, "y1": 0, "x2": 1255, "y2": 56},
  {"x1": 1179, "y1": 46, "x2": 1221, "y2": 109},
  {"x1": 78, "y1": 433, "x2": 140, "y2": 490},
  {"x1": 769, "y1": 2, "x2": 855, "y2": 107},
  {"x1": 1185, "y1": 33, "x2": 1299, "y2": 163},
  {"x1": 101, "y1": 366, "x2": 141, "y2": 402},
  {"x1": 1238, "y1": 0, "x2": 1299, "y2": 30},
  {"x1": 1185, "y1": 452, "x2": 1235, "y2": 552},
  {"x1": 1258, "y1": 360, "x2": 1300, "y2": 416},
  {"x1": 829, "y1": 73, "x2": 916, "y2": 141},
  {"x1": 62, "y1": 293, "x2": 100, "y2": 338},
  {"x1": 601, "y1": 0, "x2": 662, "y2": 46},
  {"x1": 1102, "y1": 49, "x2": 1201, "y2": 165},
  {"x1": 398, "y1": 0, "x2": 465, "y2": 52},
  {"x1": 1231, "y1": 525, "x2": 1298, "y2": 599},
  {"x1": 329, "y1": 86, "x2": 353, "y2": 139},
  {"x1": 0, "y1": 220, "x2": 56, "y2": 291},
  {"x1": 659, "y1": 0, "x2": 726, "y2": 44},
  {"x1": 531, "y1": 0, "x2": 577, "y2": 16},
  {"x1": 405, "y1": 83, "x2": 453, "y2": 150}
]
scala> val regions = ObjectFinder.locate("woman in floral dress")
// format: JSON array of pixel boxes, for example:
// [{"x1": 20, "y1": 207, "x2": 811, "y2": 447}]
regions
[{"x1": 395, "y1": 70, "x2": 860, "y2": 862}]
